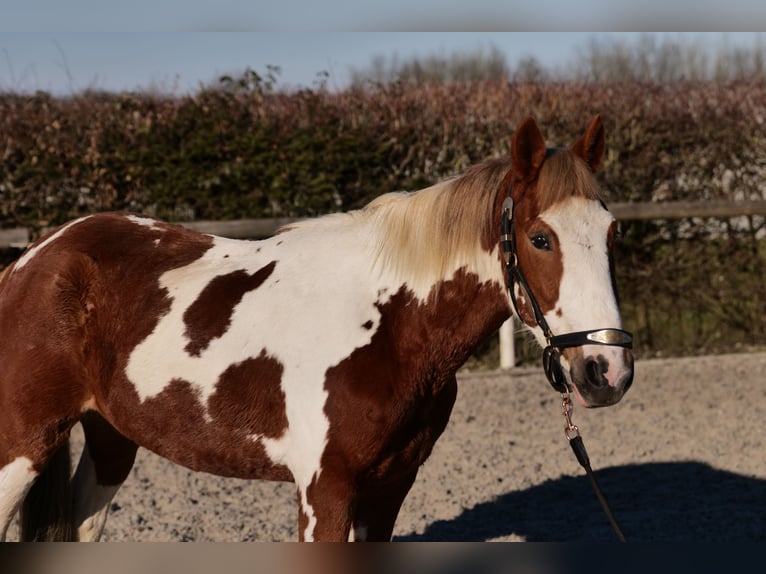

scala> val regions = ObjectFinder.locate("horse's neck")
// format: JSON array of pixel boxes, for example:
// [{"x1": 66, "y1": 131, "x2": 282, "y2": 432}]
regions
[
  {"x1": 282, "y1": 210, "x2": 510, "y2": 376},
  {"x1": 379, "y1": 267, "x2": 510, "y2": 378}
]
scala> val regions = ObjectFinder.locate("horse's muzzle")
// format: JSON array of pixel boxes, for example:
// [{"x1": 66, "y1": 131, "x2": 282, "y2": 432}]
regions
[{"x1": 567, "y1": 346, "x2": 634, "y2": 407}]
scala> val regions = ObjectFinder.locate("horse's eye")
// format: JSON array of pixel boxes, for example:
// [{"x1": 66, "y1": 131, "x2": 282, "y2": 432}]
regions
[{"x1": 530, "y1": 232, "x2": 551, "y2": 251}]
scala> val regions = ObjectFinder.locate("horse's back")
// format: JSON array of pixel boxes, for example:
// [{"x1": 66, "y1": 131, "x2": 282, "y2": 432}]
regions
[{"x1": 0, "y1": 212, "x2": 219, "y2": 381}]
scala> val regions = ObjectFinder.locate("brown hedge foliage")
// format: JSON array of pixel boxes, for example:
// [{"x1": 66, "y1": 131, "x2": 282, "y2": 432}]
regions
[
  {"x1": 3, "y1": 80, "x2": 766, "y2": 226},
  {"x1": 1, "y1": 79, "x2": 765, "y2": 359}
]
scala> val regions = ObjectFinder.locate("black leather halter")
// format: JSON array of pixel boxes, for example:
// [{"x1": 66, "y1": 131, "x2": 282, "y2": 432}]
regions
[{"x1": 500, "y1": 196, "x2": 633, "y2": 393}]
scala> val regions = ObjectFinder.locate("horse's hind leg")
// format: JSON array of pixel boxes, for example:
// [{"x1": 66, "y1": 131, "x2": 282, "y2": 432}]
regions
[
  {"x1": 0, "y1": 456, "x2": 38, "y2": 541},
  {"x1": 72, "y1": 411, "x2": 138, "y2": 541},
  {"x1": 0, "y1": 398, "x2": 78, "y2": 541}
]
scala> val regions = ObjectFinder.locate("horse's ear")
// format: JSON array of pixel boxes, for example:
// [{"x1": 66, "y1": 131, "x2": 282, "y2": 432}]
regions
[
  {"x1": 511, "y1": 117, "x2": 547, "y2": 182},
  {"x1": 572, "y1": 114, "x2": 605, "y2": 172}
]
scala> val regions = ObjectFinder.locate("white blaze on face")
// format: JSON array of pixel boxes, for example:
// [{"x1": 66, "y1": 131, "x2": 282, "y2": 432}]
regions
[{"x1": 540, "y1": 197, "x2": 626, "y2": 383}]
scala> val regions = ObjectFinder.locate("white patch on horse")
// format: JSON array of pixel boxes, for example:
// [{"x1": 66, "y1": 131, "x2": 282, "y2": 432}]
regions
[
  {"x1": 299, "y1": 486, "x2": 318, "y2": 541},
  {"x1": 13, "y1": 216, "x2": 93, "y2": 273},
  {"x1": 125, "y1": 214, "x2": 161, "y2": 229},
  {"x1": 541, "y1": 197, "x2": 619, "y2": 330},
  {"x1": 0, "y1": 456, "x2": 37, "y2": 541}
]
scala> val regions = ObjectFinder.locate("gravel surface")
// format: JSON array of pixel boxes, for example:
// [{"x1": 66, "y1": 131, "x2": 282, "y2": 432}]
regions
[{"x1": 7, "y1": 352, "x2": 766, "y2": 541}]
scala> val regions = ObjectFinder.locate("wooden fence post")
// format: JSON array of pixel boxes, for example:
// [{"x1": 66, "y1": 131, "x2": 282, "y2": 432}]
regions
[{"x1": 499, "y1": 317, "x2": 516, "y2": 369}]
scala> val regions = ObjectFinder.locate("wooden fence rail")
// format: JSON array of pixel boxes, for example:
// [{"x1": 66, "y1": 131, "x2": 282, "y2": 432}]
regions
[
  {"x1": 1, "y1": 200, "x2": 765, "y2": 249},
  {"x1": 609, "y1": 199, "x2": 766, "y2": 221}
]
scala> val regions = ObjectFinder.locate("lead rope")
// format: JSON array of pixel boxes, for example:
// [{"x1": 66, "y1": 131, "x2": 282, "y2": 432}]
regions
[
  {"x1": 501, "y1": 195, "x2": 628, "y2": 541},
  {"x1": 561, "y1": 392, "x2": 627, "y2": 542}
]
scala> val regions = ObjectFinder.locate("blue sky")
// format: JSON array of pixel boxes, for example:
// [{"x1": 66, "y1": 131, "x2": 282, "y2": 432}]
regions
[
  {"x1": 2, "y1": 32, "x2": 765, "y2": 95},
  {"x1": 3, "y1": 0, "x2": 766, "y2": 32},
  {"x1": 1, "y1": 1, "x2": 765, "y2": 94}
]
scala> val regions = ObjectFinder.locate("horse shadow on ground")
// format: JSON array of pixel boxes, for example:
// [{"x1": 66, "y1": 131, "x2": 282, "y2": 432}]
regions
[{"x1": 396, "y1": 461, "x2": 765, "y2": 542}]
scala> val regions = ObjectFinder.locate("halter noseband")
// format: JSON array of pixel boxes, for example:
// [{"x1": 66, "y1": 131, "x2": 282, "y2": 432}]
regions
[{"x1": 500, "y1": 196, "x2": 633, "y2": 393}]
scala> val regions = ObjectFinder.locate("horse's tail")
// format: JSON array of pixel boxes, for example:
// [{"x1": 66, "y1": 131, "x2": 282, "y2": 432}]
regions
[{"x1": 20, "y1": 440, "x2": 77, "y2": 541}]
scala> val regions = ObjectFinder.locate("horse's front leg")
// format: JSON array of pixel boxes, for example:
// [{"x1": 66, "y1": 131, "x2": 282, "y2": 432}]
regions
[
  {"x1": 296, "y1": 468, "x2": 356, "y2": 541},
  {"x1": 351, "y1": 469, "x2": 418, "y2": 541}
]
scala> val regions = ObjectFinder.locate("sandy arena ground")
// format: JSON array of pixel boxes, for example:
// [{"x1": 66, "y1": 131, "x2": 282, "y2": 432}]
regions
[{"x1": 6, "y1": 351, "x2": 766, "y2": 542}]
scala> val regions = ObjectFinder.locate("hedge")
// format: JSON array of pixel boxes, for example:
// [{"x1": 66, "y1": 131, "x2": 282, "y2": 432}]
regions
[{"x1": 1, "y1": 78, "x2": 765, "y2": 360}]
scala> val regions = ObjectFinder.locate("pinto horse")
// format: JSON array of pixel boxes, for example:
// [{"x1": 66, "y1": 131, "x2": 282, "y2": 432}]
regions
[{"x1": 0, "y1": 116, "x2": 633, "y2": 542}]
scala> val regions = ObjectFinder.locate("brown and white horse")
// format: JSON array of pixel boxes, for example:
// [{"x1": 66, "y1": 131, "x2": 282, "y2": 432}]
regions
[{"x1": 0, "y1": 116, "x2": 633, "y2": 542}]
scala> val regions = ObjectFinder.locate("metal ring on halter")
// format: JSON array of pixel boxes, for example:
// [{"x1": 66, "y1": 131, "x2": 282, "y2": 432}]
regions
[{"x1": 543, "y1": 346, "x2": 569, "y2": 394}]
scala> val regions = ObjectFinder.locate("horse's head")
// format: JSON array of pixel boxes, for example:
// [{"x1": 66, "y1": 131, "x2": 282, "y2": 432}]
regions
[{"x1": 501, "y1": 115, "x2": 634, "y2": 408}]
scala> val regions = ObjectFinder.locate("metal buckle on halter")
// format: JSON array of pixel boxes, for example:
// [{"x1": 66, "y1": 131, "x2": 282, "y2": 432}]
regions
[
  {"x1": 502, "y1": 197, "x2": 514, "y2": 218},
  {"x1": 500, "y1": 197, "x2": 515, "y2": 266},
  {"x1": 586, "y1": 329, "x2": 633, "y2": 347},
  {"x1": 500, "y1": 236, "x2": 515, "y2": 266},
  {"x1": 549, "y1": 328, "x2": 633, "y2": 350}
]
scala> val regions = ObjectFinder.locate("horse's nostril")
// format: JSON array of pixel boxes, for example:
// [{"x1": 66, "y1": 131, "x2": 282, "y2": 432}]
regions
[{"x1": 585, "y1": 357, "x2": 608, "y2": 388}]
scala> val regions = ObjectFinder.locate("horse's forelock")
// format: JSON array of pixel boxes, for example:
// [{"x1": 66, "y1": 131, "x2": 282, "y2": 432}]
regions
[{"x1": 534, "y1": 149, "x2": 601, "y2": 212}]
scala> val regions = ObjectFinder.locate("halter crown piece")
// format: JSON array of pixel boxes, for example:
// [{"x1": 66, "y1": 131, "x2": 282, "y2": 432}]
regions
[{"x1": 500, "y1": 196, "x2": 633, "y2": 393}]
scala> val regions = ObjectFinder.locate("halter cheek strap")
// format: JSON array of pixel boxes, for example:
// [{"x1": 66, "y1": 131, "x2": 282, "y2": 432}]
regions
[
  {"x1": 501, "y1": 197, "x2": 552, "y2": 338},
  {"x1": 500, "y1": 196, "x2": 633, "y2": 393}
]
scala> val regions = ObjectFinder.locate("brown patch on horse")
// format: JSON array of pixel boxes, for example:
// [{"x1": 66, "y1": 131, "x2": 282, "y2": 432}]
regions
[
  {"x1": 106, "y1": 374, "x2": 291, "y2": 481},
  {"x1": 37, "y1": 215, "x2": 294, "y2": 480},
  {"x1": 207, "y1": 350, "x2": 288, "y2": 440},
  {"x1": 1, "y1": 215, "x2": 236, "y2": 459},
  {"x1": 74, "y1": 215, "x2": 217, "y2": 402},
  {"x1": 511, "y1": 212, "x2": 563, "y2": 324},
  {"x1": 0, "y1": 214, "x2": 218, "y2": 467},
  {"x1": 183, "y1": 262, "x2": 277, "y2": 356},
  {"x1": 319, "y1": 269, "x2": 507, "y2": 496}
]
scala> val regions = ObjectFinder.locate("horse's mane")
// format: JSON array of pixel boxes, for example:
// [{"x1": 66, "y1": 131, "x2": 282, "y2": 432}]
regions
[
  {"x1": 364, "y1": 157, "x2": 511, "y2": 294},
  {"x1": 281, "y1": 149, "x2": 601, "y2": 296}
]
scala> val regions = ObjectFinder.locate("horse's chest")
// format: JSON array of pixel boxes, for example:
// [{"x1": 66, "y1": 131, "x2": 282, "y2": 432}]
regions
[{"x1": 354, "y1": 378, "x2": 459, "y2": 484}]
